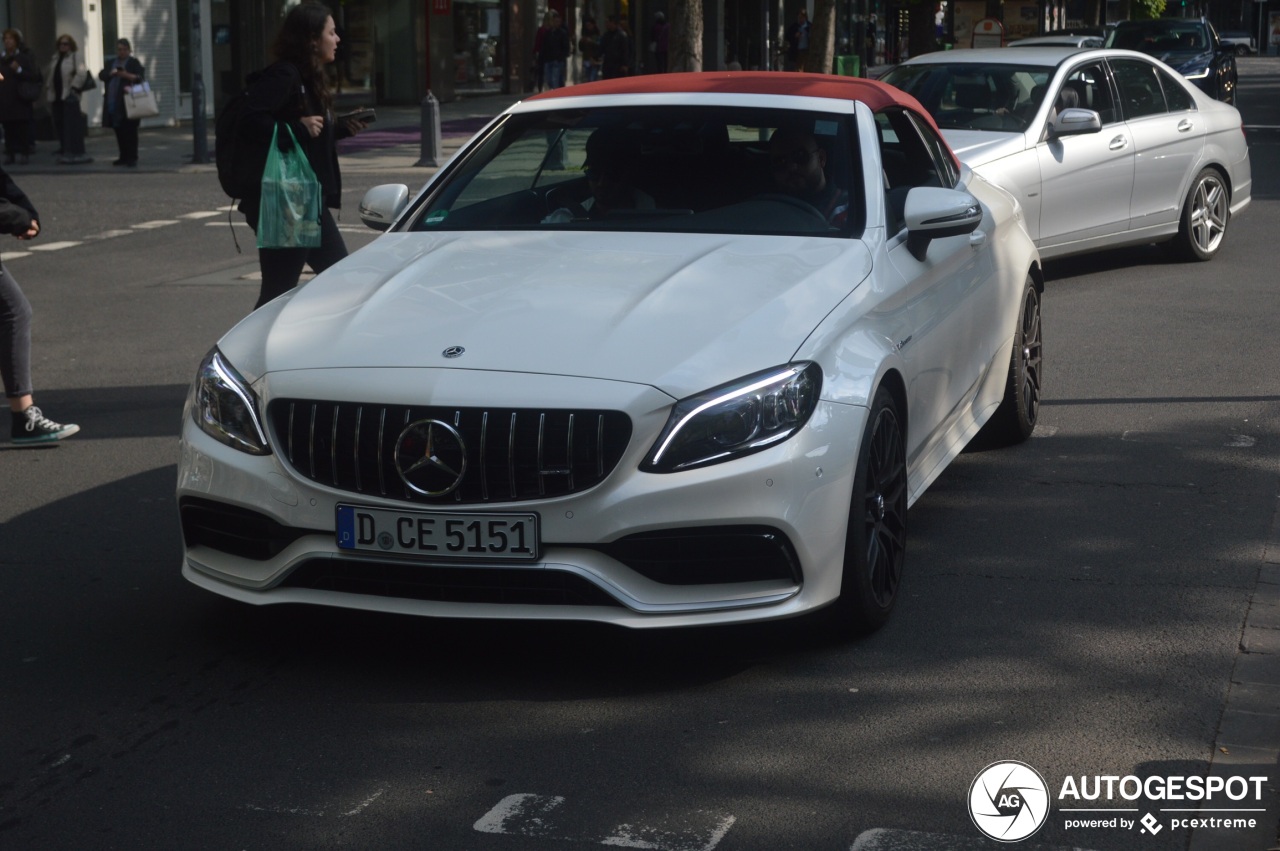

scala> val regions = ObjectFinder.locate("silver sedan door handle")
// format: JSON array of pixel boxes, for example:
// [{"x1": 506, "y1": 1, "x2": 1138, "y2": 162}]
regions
[
  {"x1": 1177, "y1": 119, "x2": 1194, "y2": 132},
  {"x1": 969, "y1": 230, "x2": 987, "y2": 249},
  {"x1": 1109, "y1": 135, "x2": 1129, "y2": 151}
]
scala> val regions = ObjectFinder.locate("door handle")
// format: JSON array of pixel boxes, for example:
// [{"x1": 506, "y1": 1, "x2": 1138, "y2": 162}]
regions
[
  {"x1": 1109, "y1": 135, "x2": 1129, "y2": 151},
  {"x1": 1177, "y1": 119, "x2": 1194, "y2": 132},
  {"x1": 969, "y1": 230, "x2": 987, "y2": 249}
]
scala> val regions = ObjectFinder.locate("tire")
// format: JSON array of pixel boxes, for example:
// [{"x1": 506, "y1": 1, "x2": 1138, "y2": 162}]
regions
[
  {"x1": 1235, "y1": 45, "x2": 1249, "y2": 57},
  {"x1": 980, "y1": 275, "x2": 1042, "y2": 447},
  {"x1": 829, "y1": 385, "x2": 907, "y2": 636},
  {"x1": 1176, "y1": 168, "x2": 1229, "y2": 261}
]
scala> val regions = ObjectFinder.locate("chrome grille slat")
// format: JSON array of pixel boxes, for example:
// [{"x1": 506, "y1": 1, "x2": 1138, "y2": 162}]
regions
[{"x1": 270, "y1": 400, "x2": 631, "y2": 506}]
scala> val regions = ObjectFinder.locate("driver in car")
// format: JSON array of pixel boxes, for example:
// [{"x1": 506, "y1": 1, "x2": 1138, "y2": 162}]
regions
[
  {"x1": 543, "y1": 126, "x2": 655, "y2": 223},
  {"x1": 769, "y1": 127, "x2": 849, "y2": 227}
]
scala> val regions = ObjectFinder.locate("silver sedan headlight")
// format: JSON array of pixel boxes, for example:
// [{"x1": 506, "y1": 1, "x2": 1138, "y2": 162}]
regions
[
  {"x1": 192, "y1": 348, "x2": 270, "y2": 455},
  {"x1": 642, "y1": 363, "x2": 822, "y2": 473}
]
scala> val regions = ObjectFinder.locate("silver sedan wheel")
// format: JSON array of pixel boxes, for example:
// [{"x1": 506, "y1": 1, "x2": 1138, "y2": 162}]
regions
[{"x1": 1179, "y1": 169, "x2": 1229, "y2": 261}]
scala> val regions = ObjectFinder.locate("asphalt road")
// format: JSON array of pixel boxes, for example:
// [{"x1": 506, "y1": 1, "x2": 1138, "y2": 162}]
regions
[{"x1": 1, "y1": 62, "x2": 1278, "y2": 850}]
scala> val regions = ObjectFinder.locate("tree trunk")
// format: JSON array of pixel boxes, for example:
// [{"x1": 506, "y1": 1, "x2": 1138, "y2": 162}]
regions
[
  {"x1": 807, "y1": 0, "x2": 838, "y2": 72},
  {"x1": 671, "y1": 0, "x2": 705, "y2": 73}
]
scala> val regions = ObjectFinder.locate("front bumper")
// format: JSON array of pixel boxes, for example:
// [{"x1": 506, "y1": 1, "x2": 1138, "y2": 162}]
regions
[{"x1": 177, "y1": 369, "x2": 866, "y2": 629}]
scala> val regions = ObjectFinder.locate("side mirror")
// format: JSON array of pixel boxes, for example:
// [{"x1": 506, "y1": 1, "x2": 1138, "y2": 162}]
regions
[
  {"x1": 904, "y1": 187, "x2": 983, "y2": 261},
  {"x1": 359, "y1": 184, "x2": 410, "y2": 231},
  {"x1": 1049, "y1": 107, "x2": 1102, "y2": 138}
]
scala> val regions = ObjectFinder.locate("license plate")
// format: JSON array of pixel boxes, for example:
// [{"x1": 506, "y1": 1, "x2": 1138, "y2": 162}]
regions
[{"x1": 336, "y1": 504, "x2": 539, "y2": 560}]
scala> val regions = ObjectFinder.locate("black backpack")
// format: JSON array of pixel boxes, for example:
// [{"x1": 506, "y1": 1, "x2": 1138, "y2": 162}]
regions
[{"x1": 214, "y1": 71, "x2": 266, "y2": 200}]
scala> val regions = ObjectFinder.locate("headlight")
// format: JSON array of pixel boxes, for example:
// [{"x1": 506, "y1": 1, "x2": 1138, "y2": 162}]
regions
[
  {"x1": 1175, "y1": 56, "x2": 1212, "y2": 78},
  {"x1": 191, "y1": 348, "x2": 270, "y2": 455},
  {"x1": 642, "y1": 363, "x2": 822, "y2": 473}
]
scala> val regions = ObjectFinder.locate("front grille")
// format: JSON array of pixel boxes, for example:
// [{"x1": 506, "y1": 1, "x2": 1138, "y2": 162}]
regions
[
  {"x1": 280, "y1": 559, "x2": 623, "y2": 607},
  {"x1": 179, "y1": 497, "x2": 316, "y2": 561},
  {"x1": 595, "y1": 526, "x2": 803, "y2": 585},
  {"x1": 269, "y1": 400, "x2": 632, "y2": 505}
]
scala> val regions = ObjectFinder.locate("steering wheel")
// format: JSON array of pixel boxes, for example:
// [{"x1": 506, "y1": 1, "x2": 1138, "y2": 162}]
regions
[{"x1": 754, "y1": 193, "x2": 829, "y2": 224}]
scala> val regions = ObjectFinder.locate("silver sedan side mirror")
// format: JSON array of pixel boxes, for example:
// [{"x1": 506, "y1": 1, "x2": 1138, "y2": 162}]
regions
[
  {"x1": 904, "y1": 186, "x2": 983, "y2": 261},
  {"x1": 1049, "y1": 107, "x2": 1102, "y2": 138},
  {"x1": 359, "y1": 184, "x2": 410, "y2": 231}
]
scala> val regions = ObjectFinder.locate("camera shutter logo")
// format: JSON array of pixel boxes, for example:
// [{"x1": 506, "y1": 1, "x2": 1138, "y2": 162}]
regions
[{"x1": 968, "y1": 760, "x2": 1050, "y2": 842}]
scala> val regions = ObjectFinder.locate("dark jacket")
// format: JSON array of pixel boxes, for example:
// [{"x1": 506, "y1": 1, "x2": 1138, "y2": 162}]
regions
[
  {"x1": 98, "y1": 55, "x2": 145, "y2": 125},
  {"x1": 237, "y1": 60, "x2": 352, "y2": 224},
  {"x1": 0, "y1": 47, "x2": 41, "y2": 122},
  {"x1": 600, "y1": 29, "x2": 631, "y2": 78},
  {"x1": 0, "y1": 166, "x2": 38, "y2": 268}
]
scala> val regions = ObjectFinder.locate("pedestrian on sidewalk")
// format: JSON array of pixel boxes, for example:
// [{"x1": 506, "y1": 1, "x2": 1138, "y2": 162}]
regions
[
  {"x1": 0, "y1": 164, "x2": 78, "y2": 446},
  {"x1": 98, "y1": 38, "x2": 145, "y2": 167},
  {"x1": 237, "y1": 2, "x2": 368, "y2": 310},
  {"x1": 0, "y1": 29, "x2": 40, "y2": 165},
  {"x1": 600, "y1": 15, "x2": 631, "y2": 79},
  {"x1": 44, "y1": 34, "x2": 94, "y2": 162}
]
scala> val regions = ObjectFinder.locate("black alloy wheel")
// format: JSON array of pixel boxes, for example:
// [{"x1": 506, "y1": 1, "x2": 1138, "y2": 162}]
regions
[{"x1": 833, "y1": 386, "x2": 907, "y2": 635}]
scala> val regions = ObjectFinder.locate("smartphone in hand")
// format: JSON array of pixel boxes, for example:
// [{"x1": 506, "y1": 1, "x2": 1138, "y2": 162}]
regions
[{"x1": 338, "y1": 108, "x2": 376, "y2": 125}]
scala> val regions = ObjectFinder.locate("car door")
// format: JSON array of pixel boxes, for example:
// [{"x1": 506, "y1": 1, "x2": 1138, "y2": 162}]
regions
[
  {"x1": 1109, "y1": 57, "x2": 1205, "y2": 234},
  {"x1": 1035, "y1": 60, "x2": 1135, "y2": 252},
  {"x1": 876, "y1": 109, "x2": 996, "y2": 465}
]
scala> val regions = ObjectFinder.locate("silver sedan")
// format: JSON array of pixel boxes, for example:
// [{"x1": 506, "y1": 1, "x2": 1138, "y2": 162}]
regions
[{"x1": 882, "y1": 47, "x2": 1251, "y2": 261}]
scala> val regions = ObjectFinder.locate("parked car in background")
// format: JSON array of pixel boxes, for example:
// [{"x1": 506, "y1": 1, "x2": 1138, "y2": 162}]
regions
[
  {"x1": 1008, "y1": 34, "x2": 1105, "y2": 49},
  {"x1": 882, "y1": 47, "x2": 1252, "y2": 261},
  {"x1": 1218, "y1": 31, "x2": 1257, "y2": 56},
  {"x1": 178, "y1": 73, "x2": 1044, "y2": 637},
  {"x1": 1105, "y1": 18, "x2": 1237, "y2": 103}
]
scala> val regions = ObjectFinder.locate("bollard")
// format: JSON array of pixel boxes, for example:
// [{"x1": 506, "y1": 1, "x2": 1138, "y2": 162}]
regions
[{"x1": 415, "y1": 91, "x2": 443, "y2": 168}]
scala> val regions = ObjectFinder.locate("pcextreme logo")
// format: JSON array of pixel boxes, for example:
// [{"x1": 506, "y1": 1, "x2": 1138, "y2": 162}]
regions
[{"x1": 968, "y1": 761, "x2": 1271, "y2": 842}]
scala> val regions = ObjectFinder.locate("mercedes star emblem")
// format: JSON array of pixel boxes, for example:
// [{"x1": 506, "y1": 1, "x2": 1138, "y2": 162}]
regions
[
  {"x1": 442, "y1": 346, "x2": 465, "y2": 359},
  {"x1": 394, "y1": 419, "x2": 468, "y2": 496}
]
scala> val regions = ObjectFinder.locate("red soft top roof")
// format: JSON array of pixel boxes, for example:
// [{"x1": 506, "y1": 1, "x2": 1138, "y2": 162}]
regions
[
  {"x1": 527, "y1": 71, "x2": 918, "y2": 113},
  {"x1": 526, "y1": 71, "x2": 958, "y2": 172}
]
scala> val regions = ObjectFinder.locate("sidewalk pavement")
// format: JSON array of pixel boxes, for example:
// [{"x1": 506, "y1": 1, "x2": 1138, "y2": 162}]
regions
[{"x1": 9, "y1": 90, "x2": 526, "y2": 179}]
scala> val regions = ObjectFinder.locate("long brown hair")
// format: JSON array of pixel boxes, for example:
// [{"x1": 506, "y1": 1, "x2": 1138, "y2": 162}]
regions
[{"x1": 271, "y1": 2, "x2": 333, "y2": 112}]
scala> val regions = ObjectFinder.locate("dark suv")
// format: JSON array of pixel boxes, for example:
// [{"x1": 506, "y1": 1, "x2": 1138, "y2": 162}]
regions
[{"x1": 1105, "y1": 18, "x2": 1237, "y2": 103}]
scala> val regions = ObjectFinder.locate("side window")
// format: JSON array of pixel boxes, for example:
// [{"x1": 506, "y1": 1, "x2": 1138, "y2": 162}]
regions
[
  {"x1": 1060, "y1": 62, "x2": 1118, "y2": 125},
  {"x1": 1155, "y1": 67, "x2": 1194, "y2": 112},
  {"x1": 1110, "y1": 58, "x2": 1168, "y2": 120},
  {"x1": 907, "y1": 112, "x2": 959, "y2": 189},
  {"x1": 876, "y1": 109, "x2": 946, "y2": 236}
]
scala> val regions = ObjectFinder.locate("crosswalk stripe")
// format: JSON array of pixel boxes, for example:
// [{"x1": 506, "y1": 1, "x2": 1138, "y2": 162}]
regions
[
  {"x1": 133, "y1": 220, "x2": 180, "y2": 229},
  {"x1": 29, "y1": 241, "x2": 82, "y2": 252},
  {"x1": 179, "y1": 211, "x2": 222, "y2": 219}
]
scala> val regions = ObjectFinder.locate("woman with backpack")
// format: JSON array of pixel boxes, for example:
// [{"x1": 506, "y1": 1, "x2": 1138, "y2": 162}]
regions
[{"x1": 238, "y1": 2, "x2": 367, "y2": 310}]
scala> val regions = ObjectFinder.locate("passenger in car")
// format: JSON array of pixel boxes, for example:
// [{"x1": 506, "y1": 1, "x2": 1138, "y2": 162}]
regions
[
  {"x1": 543, "y1": 126, "x2": 655, "y2": 222},
  {"x1": 768, "y1": 127, "x2": 849, "y2": 226}
]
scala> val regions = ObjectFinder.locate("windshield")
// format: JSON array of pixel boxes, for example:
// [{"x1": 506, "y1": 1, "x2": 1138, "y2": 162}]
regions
[
  {"x1": 407, "y1": 105, "x2": 862, "y2": 238},
  {"x1": 1106, "y1": 21, "x2": 1213, "y2": 53},
  {"x1": 880, "y1": 64, "x2": 1052, "y2": 133}
]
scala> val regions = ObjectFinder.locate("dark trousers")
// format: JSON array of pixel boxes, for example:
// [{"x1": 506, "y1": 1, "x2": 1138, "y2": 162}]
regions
[
  {"x1": 0, "y1": 266, "x2": 33, "y2": 399},
  {"x1": 252, "y1": 207, "x2": 348, "y2": 309},
  {"x1": 113, "y1": 116, "x2": 140, "y2": 164},
  {"x1": 2, "y1": 120, "x2": 29, "y2": 157}
]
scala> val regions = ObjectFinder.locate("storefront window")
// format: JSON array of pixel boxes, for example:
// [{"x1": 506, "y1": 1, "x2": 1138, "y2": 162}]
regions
[{"x1": 454, "y1": 0, "x2": 502, "y2": 90}]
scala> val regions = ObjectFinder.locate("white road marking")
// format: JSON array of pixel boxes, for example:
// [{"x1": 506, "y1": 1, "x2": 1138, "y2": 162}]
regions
[
  {"x1": 205, "y1": 220, "x2": 251, "y2": 227},
  {"x1": 475, "y1": 794, "x2": 735, "y2": 850},
  {"x1": 3, "y1": 251, "x2": 31, "y2": 260},
  {"x1": 1225, "y1": 434, "x2": 1257, "y2": 447},
  {"x1": 179, "y1": 211, "x2": 222, "y2": 219},
  {"x1": 133, "y1": 220, "x2": 180, "y2": 229},
  {"x1": 340, "y1": 788, "x2": 385, "y2": 816},
  {"x1": 84, "y1": 229, "x2": 136, "y2": 240},
  {"x1": 474, "y1": 793, "x2": 565, "y2": 836},
  {"x1": 29, "y1": 241, "x2": 82, "y2": 252},
  {"x1": 850, "y1": 829, "x2": 1099, "y2": 850},
  {"x1": 243, "y1": 787, "x2": 387, "y2": 819}
]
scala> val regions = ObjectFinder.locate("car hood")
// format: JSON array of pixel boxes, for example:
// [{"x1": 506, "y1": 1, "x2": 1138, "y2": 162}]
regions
[
  {"x1": 937, "y1": 130, "x2": 1027, "y2": 168},
  {"x1": 222, "y1": 231, "x2": 873, "y2": 400}
]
